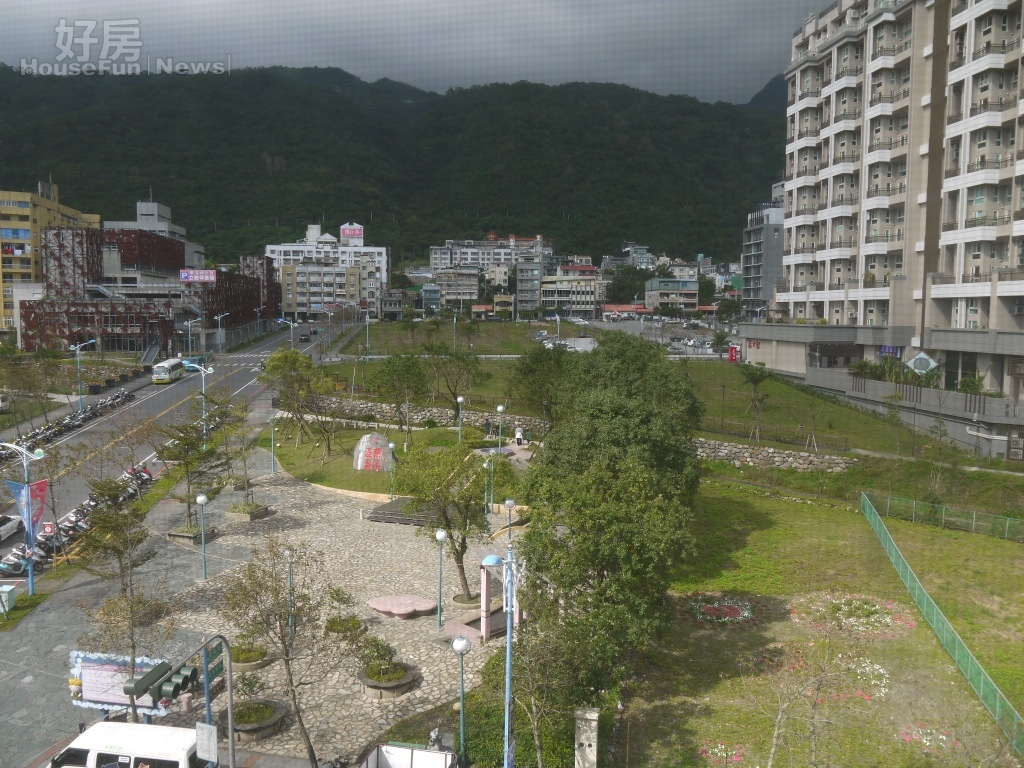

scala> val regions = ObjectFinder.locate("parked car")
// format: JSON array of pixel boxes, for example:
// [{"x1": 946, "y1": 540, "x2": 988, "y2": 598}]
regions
[
  {"x1": 298, "y1": 333, "x2": 311, "y2": 342},
  {"x1": 0, "y1": 514, "x2": 22, "y2": 542}
]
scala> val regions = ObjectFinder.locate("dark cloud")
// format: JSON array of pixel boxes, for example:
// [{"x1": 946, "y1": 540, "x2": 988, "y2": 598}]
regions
[{"x1": 2, "y1": 0, "x2": 826, "y2": 102}]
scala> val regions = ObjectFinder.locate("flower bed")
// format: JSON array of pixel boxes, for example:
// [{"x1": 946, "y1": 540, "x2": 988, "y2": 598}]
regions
[
  {"x1": 688, "y1": 593, "x2": 755, "y2": 626},
  {"x1": 789, "y1": 591, "x2": 916, "y2": 640},
  {"x1": 699, "y1": 741, "x2": 747, "y2": 765}
]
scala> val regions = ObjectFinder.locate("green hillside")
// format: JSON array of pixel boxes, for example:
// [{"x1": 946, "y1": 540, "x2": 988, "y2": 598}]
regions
[{"x1": 0, "y1": 65, "x2": 785, "y2": 262}]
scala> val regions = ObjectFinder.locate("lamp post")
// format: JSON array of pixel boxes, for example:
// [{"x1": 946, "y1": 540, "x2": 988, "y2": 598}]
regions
[
  {"x1": 493, "y1": 405, "x2": 505, "y2": 513},
  {"x1": 457, "y1": 396, "x2": 465, "y2": 443},
  {"x1": 504, "y1": 497, "x2": 515, "y2": 542},
  {"x1": 482, "y1": 536, "x2": 522, "y2": 768},
  {"x1": 453, "y1": 313, "x2": 458, "y2": 351},
  {"x1": 185, "y1": 318, "x2": 201, "y2": 358},
  {"x1": 1, "y1": 443, "x2": 45, "y2": 596},
  {"x1": 365, "y1": 309, "x2": 370, "y2": 353},
  {"x1": 482, "y1": 460, "x2": 490, "y2": 517},
  {"x1": 280, "y1": 318, "x2": 297, "y2": 349},
  {"x1": 435, "y1": 529, "x2": 447, "y2": 627},
  {"x1": 284, "y1": 547, "x2": 295, "y2": 643},
  {"x1": 214, "y1": 312, "x2": 230, "y2": 355},
  {"x1": 196, "y1": 493, "x2": 209, "y2": 581},
  {"x1": 270, "y1": 416, "x2": 277, "y2": 474},
  {"x1": 452, "y1": 635, "x2": 471, "y2": 767},
  {"x1": 195, "y1": 364, "x2": 213, "y2": 450},
  {"x1": 70, "y1": 338, "x2": 96, "y2": 413},
  {"x1": 388, "y1": 442, "x2": 396, "y2": 500}
]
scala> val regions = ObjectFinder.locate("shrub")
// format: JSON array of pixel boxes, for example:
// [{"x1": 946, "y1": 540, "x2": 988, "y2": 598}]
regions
[
  {"x1": 423, "y1": 418, "x2": 439, "y2": 429},
  {"x1": 325, "y1": 614, "x2": 365, "y2": 641},
  {"x1": 356, "y1": 636, "x2": 406, "y2": 681}
]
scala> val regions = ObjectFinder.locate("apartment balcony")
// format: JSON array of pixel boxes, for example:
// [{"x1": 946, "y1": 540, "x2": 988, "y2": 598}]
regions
[
  {"x1": 951, "y1": 0, "x2": 968, "y2": 15},
  {"x1": 828, "y1": 238, "x2": 857, "y2": 249},
  {"x1": 969, "y1": 97, "x2": 1016, "y2": 117},
  {"x1": 831, "y1": 151, "x2": 860, "y2": 164},
  {"x1": 832, "y1": 109, "x2": 861, "y2": 123},
  {"x1": 973, "y1": 38, "x2": 1019, "y2": 61},
  {"x1": 964, "y1": 214, "x2": 1010, "y2": 228},
  {"x1": 868, "y1": 88, "x2": 910, "y2": 107},
  {"x1": 830, "y1": 194, "x2": 859, "y2": 206},
  {"x1": 947, "y1": 110, "x2": 964, "y2": 124},
  {"x1": 865, "y1": 182, "x2": 907, "y2": 199}
]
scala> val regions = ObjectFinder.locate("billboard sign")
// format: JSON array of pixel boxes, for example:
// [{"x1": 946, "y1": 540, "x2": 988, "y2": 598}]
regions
[
  {"x1": 180, "y1": 269, "x2": 217, "y2": 283},
  {"x1": 69, "y1": 649, "x2": 169, "y2": 716},
  {"x1": 341, "y1": 226, "x2": 364, "y2": 238}
]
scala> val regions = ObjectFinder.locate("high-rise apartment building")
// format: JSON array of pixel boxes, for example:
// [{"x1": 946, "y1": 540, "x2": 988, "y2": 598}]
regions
[
  {"x1": 0, "y1": 182, "x2": 100, "y2": 331},
  {"x1": 741, "y1": 0, "x2": 1024, "y2": 455},
  {"x1": 740, "y1": 183, "x2": 785, "y2": 319},
  {"x1": 429, "y1": 233, "x2": 552, "y2": 273}
]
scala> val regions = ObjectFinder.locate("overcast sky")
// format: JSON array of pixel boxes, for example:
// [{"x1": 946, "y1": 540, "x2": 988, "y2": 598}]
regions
[{"x1": 2, "y1": 1, "x2": 826, "y2": 103}]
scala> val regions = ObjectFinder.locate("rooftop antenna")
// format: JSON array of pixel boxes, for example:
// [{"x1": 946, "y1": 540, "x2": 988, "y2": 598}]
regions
[{"x1": 149, "y1": 185, "x2": 153, "y2": 202}]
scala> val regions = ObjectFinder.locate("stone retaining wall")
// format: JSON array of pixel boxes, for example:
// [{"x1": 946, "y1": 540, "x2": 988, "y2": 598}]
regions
[
  {"x1": 329, "y1": 398, "x2": 547, "y2": 433},
  {"x1": 696, "y1": 438, "x2": 855, "y2": 472}
]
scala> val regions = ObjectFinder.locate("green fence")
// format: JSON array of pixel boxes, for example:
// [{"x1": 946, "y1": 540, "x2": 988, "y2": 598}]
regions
[
  {"x1": 867, "y1": 493, "x2": 1024, "y2": 543},
  {"x1": 860, "y1": 493, "x2": 1024, "y2": 754}
]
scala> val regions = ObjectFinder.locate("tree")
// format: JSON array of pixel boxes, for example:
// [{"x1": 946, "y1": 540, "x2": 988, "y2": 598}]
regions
[
  {"x1": 155, "y1": 417, "x2": 223, "y2": 528},
  {"x1": 507, "y1": 344, "x2": 576, "y2": 425},
  {"x1": 219, "y1": 536, "x2": 348, "y2": 768},
  {"x1": 397, "y1": 445, "x2": 517, "y2": 599},
  {"x1": 712, "y1": 329, "x2": 730, "y2": 359},
  {"x1": 698, "y1": 276, "x2": 717, "y2": 306},
  {"x1": 605, "y1": 265, "x2": 654, "y2": 304},
  {"x1": 75, "y1": 476, "x2": 157, "y2": 597},
  {"x1": 520, "y1": 334, "x2": 704, "y2": 656},
  {"x1": 423, "y1": 343, "x2": 491, "y2": 416},
  {"x1": 369, "y1": 354, "x2": 429, "y2": 441},
  {"x1": 739, "y1": 362, "x2": 773, "y2": 442},
  {"x1": 259, "y1": 348, "x2": 319, "y2": 442},
  {"x1": 75, "y1": 475, "x2": 169, "y2": 723}
]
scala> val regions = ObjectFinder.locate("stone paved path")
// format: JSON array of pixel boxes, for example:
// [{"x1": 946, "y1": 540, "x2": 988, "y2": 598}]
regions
[{"x1": 3, "y1": 444, "x2": 507, "y2": 767}]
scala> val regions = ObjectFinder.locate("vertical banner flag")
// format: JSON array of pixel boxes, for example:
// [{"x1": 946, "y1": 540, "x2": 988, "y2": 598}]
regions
[{"x1": 5, "y1": 480, "x2": 49, "y2": 539}]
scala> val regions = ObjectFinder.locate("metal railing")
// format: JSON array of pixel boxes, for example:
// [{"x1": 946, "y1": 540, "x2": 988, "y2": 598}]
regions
[{"x1": 861, "y1": 493, "x2": 1024, "y2": 755}]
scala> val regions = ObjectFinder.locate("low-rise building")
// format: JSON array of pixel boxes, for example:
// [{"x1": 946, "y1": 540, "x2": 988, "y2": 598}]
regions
[
  {"x1": 644, "y1": 277, "x2": 699, "y2": 315},
  {"x1": 429, "y1": 232, "x2": 551, "y2": 273},
  {"x1": 435, "y1": 266, "x2": 479, "y2": 309},
  {"x1": 266, "y1": 223, "x2": 387, "y2": 319}
]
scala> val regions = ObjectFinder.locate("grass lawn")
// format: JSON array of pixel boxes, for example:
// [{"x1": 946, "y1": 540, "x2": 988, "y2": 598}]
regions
[
  {"x1": 256, "y1": 424, "x2": 492, "y2": 492},
  {"x1": 610, "y1": 480, "x2": 1021, "y2": 767},
  {"x1": 339, "y1": 319, "x2": 559, "y2": 356}
]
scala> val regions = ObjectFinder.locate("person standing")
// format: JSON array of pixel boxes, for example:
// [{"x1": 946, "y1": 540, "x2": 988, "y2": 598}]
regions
[
  {"x1": 483, "y1": 418, "x2": 493, "y2": 438},
  {"x1": 515, "y1": 425, "x2": 524, "y2": 446}
]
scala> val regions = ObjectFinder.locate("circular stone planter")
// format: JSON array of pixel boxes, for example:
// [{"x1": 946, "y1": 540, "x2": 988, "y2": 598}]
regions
[
  {"x1": 450, "y1": 593, "x2": 481, "y2": 612},
  {"x1": 218, "y1": 699, "x2": 289, "y2": 744},
  {"x1": 231, "y1": 654, "x2": 276, "y2": 674},
  {"x1": 358, "y1": 666, "x2": 418, "y2": 702}
]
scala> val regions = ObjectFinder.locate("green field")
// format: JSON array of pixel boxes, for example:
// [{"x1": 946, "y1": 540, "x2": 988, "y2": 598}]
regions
[{"x1": 339, "y1": 318, "x2": 560, "y2": 356}]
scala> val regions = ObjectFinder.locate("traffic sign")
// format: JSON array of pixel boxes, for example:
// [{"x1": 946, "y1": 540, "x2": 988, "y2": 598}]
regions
[
  {"x1": 196, "y1": 722, "x2": 218, "y2": 762},
  {"x1": 42, "y1": 521, "x2": 55, "y2": 535}
]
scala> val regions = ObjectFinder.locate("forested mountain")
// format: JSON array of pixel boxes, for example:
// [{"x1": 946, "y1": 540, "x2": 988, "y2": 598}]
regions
[{"x1": 0, "y1": 65, "x2": 785, "y2": 263}]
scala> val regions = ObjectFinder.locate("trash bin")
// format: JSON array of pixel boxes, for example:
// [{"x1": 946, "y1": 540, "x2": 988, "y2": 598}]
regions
[
  {"x1": 0, "y1": 584, "x2": 15, "y2": 612},
  {"x1": 271, "y1": 397, "x2": 280, "y2": 408}
]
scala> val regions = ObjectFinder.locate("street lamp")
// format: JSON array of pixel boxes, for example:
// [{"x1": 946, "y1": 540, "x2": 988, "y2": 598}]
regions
[
  {"x1": 365, "y1": 309, "x2": 370, "y2": 353},
  {"x1": 494, "y1": 405, "x2": 505, "y2": 501},
  {"x1": 453, "y1": 313, "x2": 458, "y2": 351},
  {"x1": 452, "y1": 636, "x2": 471, "y2": 767},
  {"x1": 457, "y1": 396, "x2": 465, "y2": 443},
  {"x1": 194, "y1": 363, "x2": 214, "y2": 450},
  {"x1": 435, "y1": 528, "x2": 447, "y2": 627},
  {"x1": 504, "y1": 497, "x2": 516, "y2": 541},
  {"x1": 184, "y1": 317, "x2": 202, "y2": 357},
  {"x1": 482, "y1": 460, "x2": 490, "y2": 517},
  {"x1": 388, "y1": 442, "x2": 396, "y2": 500},
  {"x1": 196, "y1": 493, "x2": 209, "y2": 581},
  {"x1": 214, "y1": 312, "x2": 230, "y2": 355},
  {"x1": 482, "y1": 537, "x2": 523, "y2": 768},
  {"x1": 0, "y1": 443, "x2": 45, "y2": 596},
  {"x1": 270, "y1": 416, "x2": 277, "y2": 474},
  {"x1": 70, "y1": 338, "x2": 96, "y2": 413},
  {"x1": 284, "y1": 547, "x2": 295, "y2": 643},
  {"x1": 279, "y1": 318, "x2": 298, "y2": 349}
]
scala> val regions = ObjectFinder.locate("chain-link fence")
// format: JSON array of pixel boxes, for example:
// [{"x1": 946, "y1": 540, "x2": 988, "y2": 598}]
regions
[
  {"x1": 866, "y1": 493, "x2": 1024, "y2": 542},
  {"x1": 861, "y1": 493, "x2": 1024, "y2": 755}
]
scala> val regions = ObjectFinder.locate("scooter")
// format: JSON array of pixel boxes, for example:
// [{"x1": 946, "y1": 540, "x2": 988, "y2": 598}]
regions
[{"x1": 0, "y1": 556, "x2": 29, "y2": 577}]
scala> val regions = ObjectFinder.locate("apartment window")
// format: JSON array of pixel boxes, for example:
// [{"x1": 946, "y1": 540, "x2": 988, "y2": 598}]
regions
[
  {"x1": 976, "y1": 130, "x2": 988, "y2": 149},
  {"x1": 1001, "y1": 13, "x2": 1009, "y2": 31},
  {"x1": 981, "y1": 15, "x2": 993, "y2": 35},
  {"x1": 978, "y1": 73, "x2": 989, "y2": 93}
]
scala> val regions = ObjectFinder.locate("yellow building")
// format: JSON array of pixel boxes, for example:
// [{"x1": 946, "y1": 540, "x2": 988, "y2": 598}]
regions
[{"x1": 0, "y1": 182, "x2": 100, "y2": 332}]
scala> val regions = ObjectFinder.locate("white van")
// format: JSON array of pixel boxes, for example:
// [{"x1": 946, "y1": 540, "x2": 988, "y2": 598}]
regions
[
  {"x1": 0, "y1": 393, "x2": 10, "y2": 413},
  {"x1": 48, "y1": 721, "x2": 200, "y2": 768}
]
